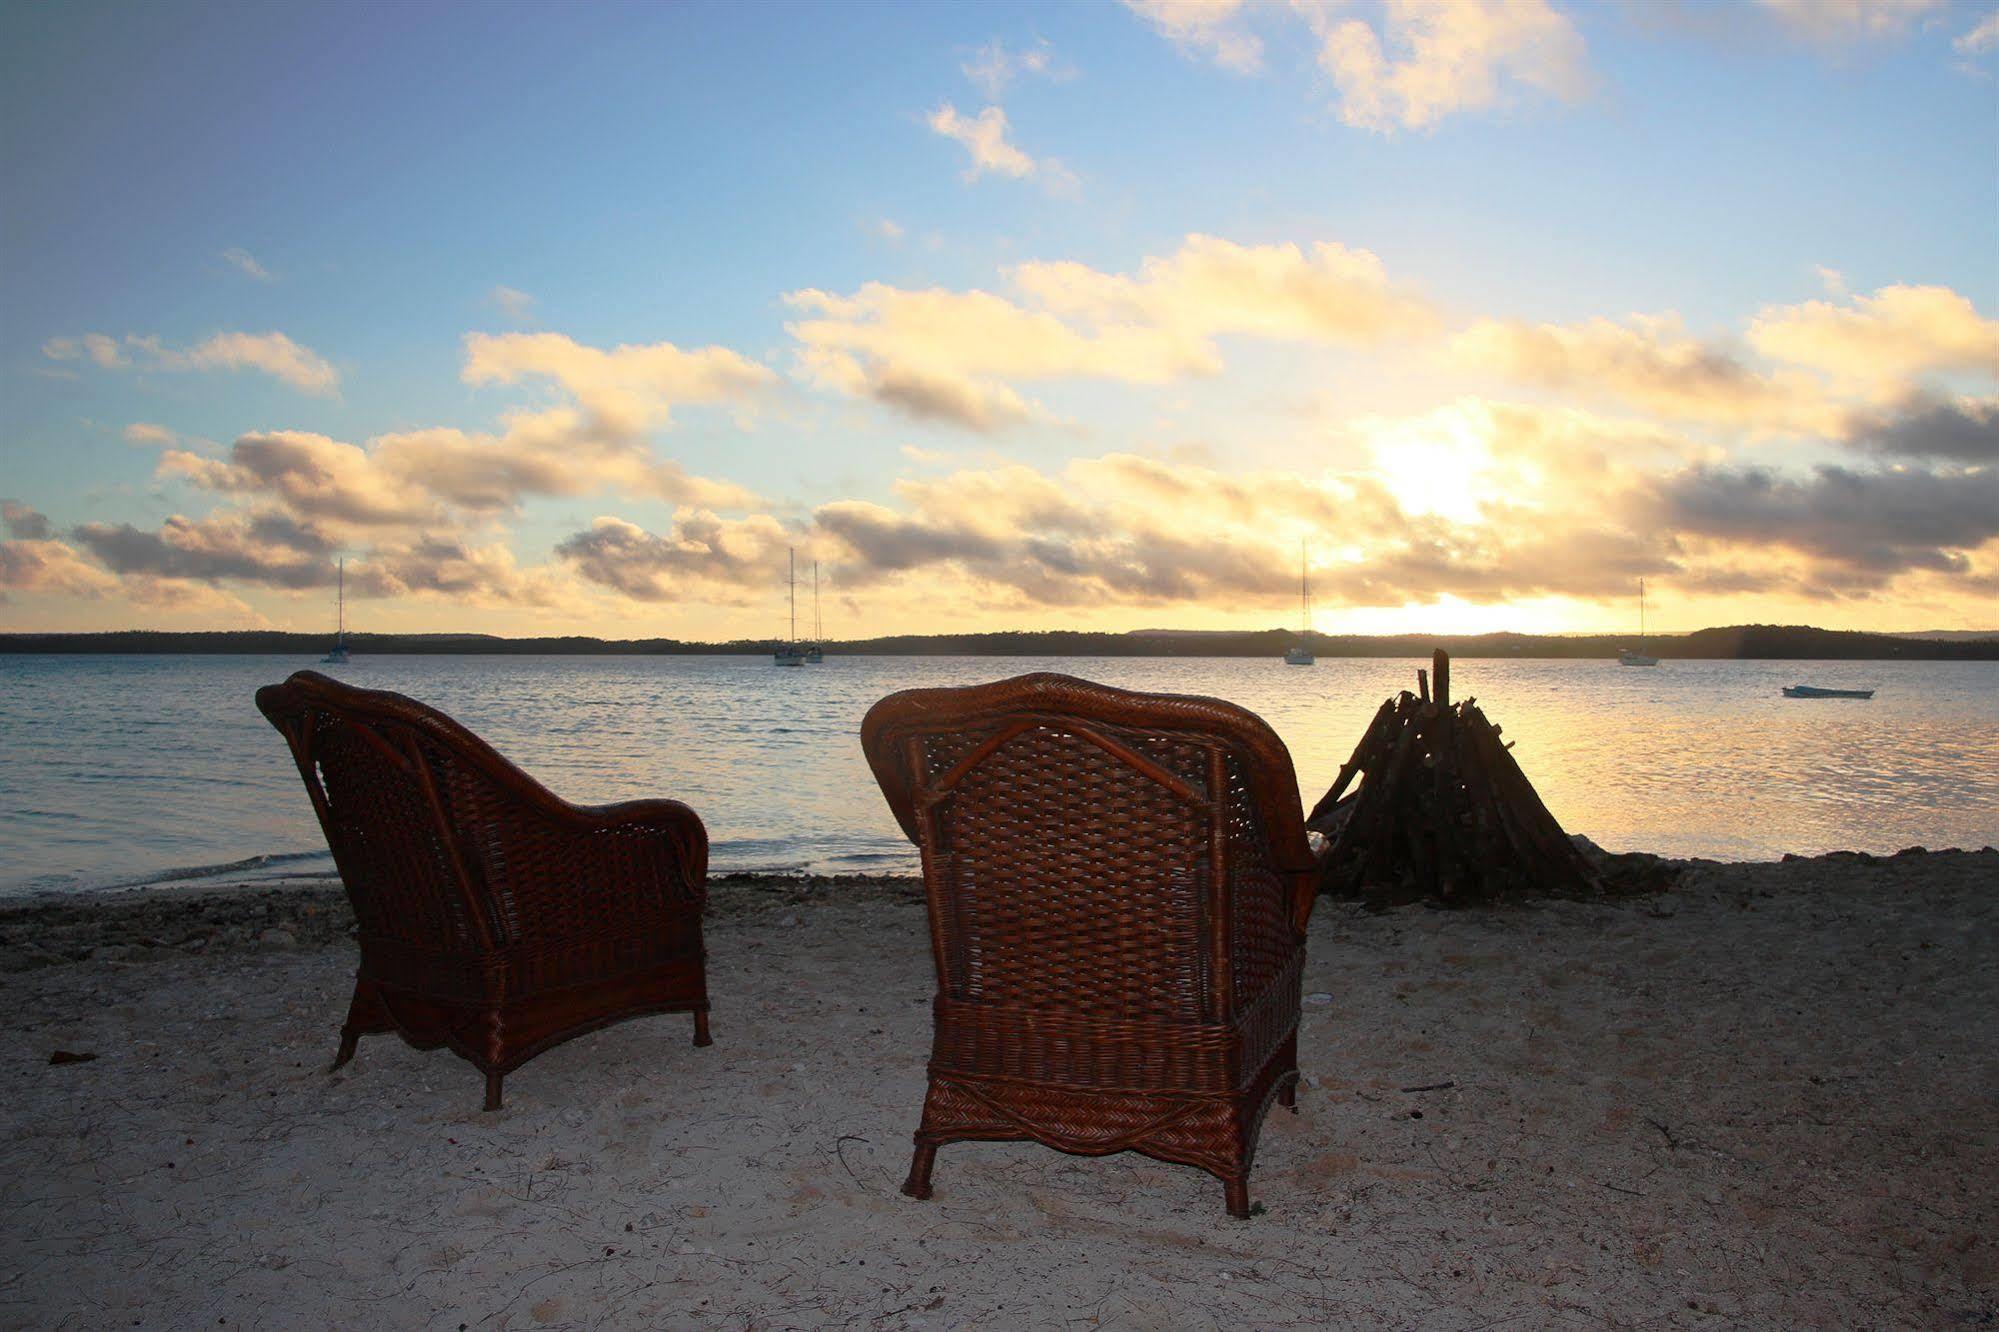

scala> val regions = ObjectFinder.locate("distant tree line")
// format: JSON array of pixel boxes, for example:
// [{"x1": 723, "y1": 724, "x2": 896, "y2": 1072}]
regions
[{"x1": 1, "y1": 625, "x2": 1994, "y2": 659}]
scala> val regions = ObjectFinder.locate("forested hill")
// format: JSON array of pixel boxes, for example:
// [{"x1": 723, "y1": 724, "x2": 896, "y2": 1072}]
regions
[{"x1": 2, "y1": 625, "x2": 1995, "y2": 659}]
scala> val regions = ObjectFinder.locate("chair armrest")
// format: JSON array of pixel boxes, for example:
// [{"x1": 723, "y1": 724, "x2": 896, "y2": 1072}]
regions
[
  {"x1": 554, "y1": 797, "x2": 709, "y2": 898},
  {"x1": 459, "y1": 795, "x2": 709, "y2": 948}
]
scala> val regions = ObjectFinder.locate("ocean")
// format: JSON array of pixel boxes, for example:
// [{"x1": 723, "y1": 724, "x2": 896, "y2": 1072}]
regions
[{"x1": 1, "y1": 652, "x2": 1994, "y2": 897}]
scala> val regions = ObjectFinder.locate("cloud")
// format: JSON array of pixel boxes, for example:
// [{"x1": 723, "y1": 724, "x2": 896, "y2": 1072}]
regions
[
  {"x1": 788, "y1": 405, "x2": 1993, "y2": 614},
  {"x1": 866, "y1": 218, "x2": 906, "y2": 244},
  {"x1": 1125, "y1": 0, "x2": 1588, "y2": 130},
  {"x1": 924, "y1": 103, "x2": 1080, "y2": 196},
  {"x1": 801, "y1": 441, "x2": 1656, "y2": 611},
  {"x1": 1454, "y1": 313, "x2": 1833, "y2": 431},
  {"x1": 786, "y1": 233, "x2": 1435, "y2": 430},
  {"x1": 3, "y1": 500, "x2": 55, "y2": 541},
  {"x1": 120, "y1": 328, "x2": 764, "y2": 613},
  {"x1": 72, "y1": 513, "x2": 334, "y2": 590},
  {"x1": 161, "y1": 432, "x2": 443, "y2": 528},
  {"x1": 1746, "y1": 284, "x2": 1999, "y2": 394},
  {"x1": 27, "y1": 388, "x2": 1999, "y2": 623},
  {"x1": 962, "y1": 37, "x2": 1068, "y2": 99},
  {"x1": 123, "y1": 423, "x2": 178, "y2": 446},
  {"x1": 1958, "y1": 10, "x2": 1999, "y2": 54},
  {"x1": 868, "y1": 366, "x2": 1040, "y2": 432},
  {"x1": 1309, "y1": 0, "x2": 1593, "y2": 132},
  {"x1": 1757, "y1": 0, "x2": 1944, "y2": 42},
  {"x1": 163, "y1": 331, "x2": 340, "y2": 395},
  {"x1": 1843, "y1": 394, "x2": 1999, "y2": 462},
  {"x1": 1014, "y1": 233, "x2": 1439, "y2": 345},
  {"x1": 44, "y1": 330, "x2": 340, "y2": 395},
  {"x1": 489, "y1": 286, "x2": 536, "y2": 321},
  {"x1": 787, "y1": 282, "x2": 1197, "y2": 431},
  {"x1": 220, "y1": 248, "x2": 274, "y2": 282},
  {"x1": 120, "y1": 577, "x2": 266, "y2": 619},
  {"x1": 57, "y1": 505, "x2": 557, "y2": 610},
  {"x1": 1646, "y1": 461, "x2": 1999, "y2": 586},
  {"x1": 371, "y1": 413, "x2": 757, "y2": 513},
  {"x1": 165, "y1": 407, "x2": 757, "y2": 531},
  {"x1": 462, "y1": 331, "x2": 774, "y2": 437},
  {"x1": 0, "y1": 535, "x2": 121, "y2": 601},
  {"x1": 348, "y1": 536, "x2": 565, "y2": 608},
  {"x1": 1459, "y1": 283, "x2": 1999, "y2": 432},
  {"x1": 555, "y1": 512, "x2": 792, "y2": 603},
  {"x1": 1122, "y1": 0, "x2": 1264, "y2": 74},
  {"x1": 42, "y1": 334, "x2": 129, "y2": 368}
]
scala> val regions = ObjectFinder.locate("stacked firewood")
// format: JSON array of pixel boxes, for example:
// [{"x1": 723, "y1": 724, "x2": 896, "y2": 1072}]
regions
[{"x1": 1309, "y1": 650, "x2": 1602, "y2": 908}]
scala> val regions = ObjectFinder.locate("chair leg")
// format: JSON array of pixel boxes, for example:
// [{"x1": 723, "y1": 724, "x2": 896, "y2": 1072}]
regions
[
  {"x1": 1278, "y1": 1078, "x2": 1298, "y2": 1111},
  {"x1": 902, "y1": 1143, "x2": 937, "y2": 1200},
  {"x1": 334, "y1": 979, "x2": 391, "y2": 1071},
  {"x1": 1225, "y1": 1177, "x2": 1251, "y2": 1220},
  {"x1": 692, "y1": 1008, "x2": 712, "y2": 1047},
  {"x1": 483, "y1": 1070, "x2": 504, "y2": 1112},
  {"x1": 331, "y1": 1029, "x2": 360, "y2": 1071}
]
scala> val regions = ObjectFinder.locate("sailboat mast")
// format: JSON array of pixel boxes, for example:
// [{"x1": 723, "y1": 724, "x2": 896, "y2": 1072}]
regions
[
  {"x1": 813, "y1": 560, "x2": 821, "y2": 642},
  {"x1": 789, "y1": 548, "x2": 797, "y2": 644},
  {"x1": 336, "y1": 558, "x2": 344, "y2": 641},
  {"x1": 1639, "y1": 578, "x2": 1646, "y2": 643},
  {"x1": 1300, "y1": 542, "x2": 1310, "y2": 635}
]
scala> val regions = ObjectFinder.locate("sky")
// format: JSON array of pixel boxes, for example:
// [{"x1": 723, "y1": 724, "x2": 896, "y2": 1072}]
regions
[{"x1": 2, "y1": 0, "x2": 1995, "y2": 641}]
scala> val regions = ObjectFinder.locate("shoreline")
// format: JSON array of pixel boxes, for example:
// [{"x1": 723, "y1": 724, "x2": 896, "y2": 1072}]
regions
[
  {"x1": 2, "y1": 847, "x2": 1989, "y2": 974},
  {"x1": 0, "y1": 871, "x2": 928, "y2": 973}
]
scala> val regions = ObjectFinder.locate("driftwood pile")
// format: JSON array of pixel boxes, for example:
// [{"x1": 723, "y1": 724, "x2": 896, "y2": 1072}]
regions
[{"x1": 1310, "y1": 650, "x2": 1603, "y2": 908}]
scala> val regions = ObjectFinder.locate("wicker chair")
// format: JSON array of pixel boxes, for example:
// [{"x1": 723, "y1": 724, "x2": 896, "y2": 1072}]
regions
[
  {"x1": 862, "y1": 672, "x2": 1318, "y2": 1219},
  {"x1": 257, "y1": 670, "x2": 711, "y2": 1110}
]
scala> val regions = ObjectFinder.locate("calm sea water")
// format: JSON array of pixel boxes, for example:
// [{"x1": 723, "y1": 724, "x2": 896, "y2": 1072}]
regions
[{"x1": 1, "y1": 653, "x2": 1994, "y2": 897}]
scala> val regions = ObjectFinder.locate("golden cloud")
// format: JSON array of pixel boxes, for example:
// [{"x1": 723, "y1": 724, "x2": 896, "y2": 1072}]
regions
[
  {"x1": 787, "y1": 234, "x2": 1436, "y2": 430},
  {"x1": 1747, "y1": 284, "x2": 1999, "y2": 396}
]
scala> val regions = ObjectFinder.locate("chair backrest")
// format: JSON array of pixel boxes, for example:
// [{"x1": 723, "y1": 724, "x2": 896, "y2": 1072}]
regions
[
  {"x1": 862, "y1": 673, "x2": 1315, "y2": 1025},
  {"x1": 256, "y1": 670, "x2": 576, "y2": 960}
]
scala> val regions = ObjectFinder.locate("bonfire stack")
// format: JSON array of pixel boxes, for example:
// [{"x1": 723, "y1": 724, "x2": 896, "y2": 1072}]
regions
[{"x1": 1310, "y1": 649, "x2": 1601, "y2": 908}]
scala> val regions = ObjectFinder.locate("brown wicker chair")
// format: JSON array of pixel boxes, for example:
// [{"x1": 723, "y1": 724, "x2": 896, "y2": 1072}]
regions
[
  {"x1": 257, "y1": 670, "x2": 711, "y2": 1111},
  {"x1": 862, "y1": 672, "x2": 1318, "y2": 1219}
]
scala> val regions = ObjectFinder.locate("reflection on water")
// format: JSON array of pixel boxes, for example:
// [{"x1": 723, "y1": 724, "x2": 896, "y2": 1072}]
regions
[{"x1": 0, "y1": 653, "x2": 1994, "y2": 896}]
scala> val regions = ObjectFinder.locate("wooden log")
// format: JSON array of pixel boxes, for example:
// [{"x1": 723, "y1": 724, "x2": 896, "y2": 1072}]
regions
[
  {"x1": 1327, "y1": 697, "x2": 1423, "y2": 899},
  {"x1": 1433, "y1": 649, "x2": 1450, "y2": 709},
  {"x1": 1310, "y1": 696, "x2": 1396, "y2": 822}
]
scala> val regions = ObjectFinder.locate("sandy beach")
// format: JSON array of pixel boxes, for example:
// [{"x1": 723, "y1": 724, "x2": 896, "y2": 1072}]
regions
[{"x1": 2, "y1": 849, "x2": 1994, "y2": 1329}]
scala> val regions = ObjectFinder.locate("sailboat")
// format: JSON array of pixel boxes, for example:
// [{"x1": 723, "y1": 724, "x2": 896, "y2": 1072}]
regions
[
  {"x1": 804, "y1": 560, "x2": 825, "y2": 663},
  {"x1": 320, "y1": 558, "x2": 350, "y2": 664},
  {"x1": 1283, "y1": 544, "x2": 1314, "y2": 666},
  {"x1": 774, "y1": 548, "x2": 806, "y2": 667},
  {"x1": 1618, "y1": 579, "x2": 1659, "y2": 667}
]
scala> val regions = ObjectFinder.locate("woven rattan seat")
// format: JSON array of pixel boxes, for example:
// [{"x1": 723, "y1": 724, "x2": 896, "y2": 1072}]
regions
[
  {"x1": 257, "y1": 670, "x2": 711, "y2": 1110},
  {"x1": 863, "y1": 672, "x2": 1318, "y2": 1219}
]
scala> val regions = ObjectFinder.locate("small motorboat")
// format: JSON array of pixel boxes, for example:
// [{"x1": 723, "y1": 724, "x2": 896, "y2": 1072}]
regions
[{"x1": 1782, "y1": 684, "x2": 1875, "y2": 699}]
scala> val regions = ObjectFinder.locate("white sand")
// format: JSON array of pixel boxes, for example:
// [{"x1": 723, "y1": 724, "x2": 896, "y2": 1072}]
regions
[{"x1": 2, "y1": 851, "x2": 1994, "y2": 1329}]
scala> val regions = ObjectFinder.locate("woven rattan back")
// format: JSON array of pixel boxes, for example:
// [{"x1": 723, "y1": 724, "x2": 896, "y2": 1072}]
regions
[
  {"x1": 863, "y1": 673, "x2": 1315, "y2": 1026},
  {"x1": 259, "y1": 673, "x2": 501, "y2": 959}
]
